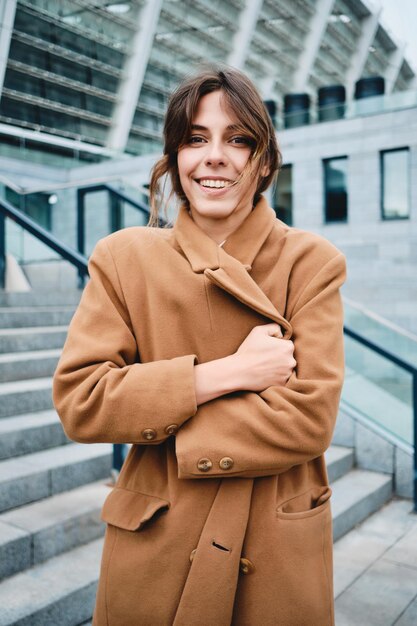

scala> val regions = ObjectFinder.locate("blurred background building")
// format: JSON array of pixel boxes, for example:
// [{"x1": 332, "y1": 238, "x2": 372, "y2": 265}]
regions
[
  {"x1": 0, "y1": 2, "x2": 416, "y2": 624},
  {"x1": 0, "y1": 0, "x2": 416, "y2": 331}
]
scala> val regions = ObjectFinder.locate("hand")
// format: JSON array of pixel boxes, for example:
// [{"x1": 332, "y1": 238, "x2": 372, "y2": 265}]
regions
[{"x1": 234, "y1": 323, "x2": 296, "y2": 392}]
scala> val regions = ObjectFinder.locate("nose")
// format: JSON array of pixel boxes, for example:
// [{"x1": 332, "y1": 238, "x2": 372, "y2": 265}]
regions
[{"x1": 204, "y1": 139, "x2": 228, "y2": 167}]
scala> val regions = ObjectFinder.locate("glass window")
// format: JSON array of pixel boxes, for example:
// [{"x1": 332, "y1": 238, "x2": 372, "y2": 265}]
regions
[
  {"x1": 3, "y1": 69, "x2": 43, "y2": 96},
  {"x1": 381, "y1": 148, "x2": 410, "y2": 219},
  {"x1": 0, "y1": 97, "x2": 40, "y2": 125},
  {"x1": 274, "y1": 165, "x2": 292, "y2": 225},
  {"x1": 39, "y1": 108, "x2": 81, "y2": 134},
  {"x1": 9, "y1": 40, "x2": 48, "y2": 70},
  {"x1": 323, "y1": 157, "x2": 348, "y2": 223}
]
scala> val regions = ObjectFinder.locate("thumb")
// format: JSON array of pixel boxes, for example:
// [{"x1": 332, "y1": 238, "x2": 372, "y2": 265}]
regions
[{"x1": 263, "y1": 323, "x2": 283, "y2": 338}]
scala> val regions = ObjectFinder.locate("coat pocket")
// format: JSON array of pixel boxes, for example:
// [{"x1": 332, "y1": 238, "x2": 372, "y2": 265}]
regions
[
  {"x1": 101, "y1": 487, "x2": 170, "y2": 531},
  {"x1": 276, "y1": 485, "x2": 332, "y2": 520},
  {"x1": 272, "y1": 485, "x2": 334, "y2": 624}
]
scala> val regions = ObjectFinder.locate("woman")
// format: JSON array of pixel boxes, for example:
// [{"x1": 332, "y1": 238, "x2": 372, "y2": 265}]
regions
[{"x1": 53, "y1": 66, "x2": 346, "y2": 626}]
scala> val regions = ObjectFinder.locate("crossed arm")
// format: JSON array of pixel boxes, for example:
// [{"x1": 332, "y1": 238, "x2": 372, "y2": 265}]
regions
[
  {"x1": 52, "y1": 238, "x2": 346, "y2": 478},
  {"x1": 176, "y1": 253, "x2": 346, "y2": 478}
]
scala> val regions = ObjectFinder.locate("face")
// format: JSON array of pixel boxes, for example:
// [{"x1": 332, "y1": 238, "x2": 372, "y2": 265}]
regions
[{"x1": 177, "y1": 90, "x2": 265, "y2": 224}]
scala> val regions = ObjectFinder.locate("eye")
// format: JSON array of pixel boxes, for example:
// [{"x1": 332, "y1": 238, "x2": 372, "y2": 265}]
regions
[
  {"x1": 188, "y1": 135, "x2": 206, "y2": 144},
  {"x1": 230, "y1": 136, "x2": 252, "y2": 146}
]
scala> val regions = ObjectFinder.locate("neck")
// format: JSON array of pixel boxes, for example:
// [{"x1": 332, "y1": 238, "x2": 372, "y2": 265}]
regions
[{"x1": 188, "y1": 202, "x2": 254, "y2": 245}]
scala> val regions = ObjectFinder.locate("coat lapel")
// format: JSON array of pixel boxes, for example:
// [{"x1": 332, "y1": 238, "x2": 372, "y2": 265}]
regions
[{"x1": 173, "y1": 196, "x2": 293, "y2": 339}]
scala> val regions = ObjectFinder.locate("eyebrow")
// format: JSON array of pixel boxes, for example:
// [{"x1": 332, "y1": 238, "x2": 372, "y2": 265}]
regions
[{"x1": 190, "y1": 124, "x2": 242, "y2": 132}]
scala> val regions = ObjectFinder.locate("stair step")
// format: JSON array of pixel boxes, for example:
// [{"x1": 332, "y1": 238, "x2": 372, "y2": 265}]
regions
[
  {"x1": 0, "y1": 307, "x2": 74, "y2": 329},
  {"x1": 0, "y1": 481, "x2": 110, "y2": 580},
  {"x1": 325, "y1": 445, "x2": 354, "y2": 483},
  {"x1": 0, "y1": 349, "x2": 61, "y2": 382},
  {"x1": 0, "y1": 443, "x2": 112, "y2": 513},
  {"x1": 0, "y1": 326, "x2": 68, "y2": 354},
  {"x1": 331, "y1": 469, "x2": 393, "y2": 541},
  {"x1": 0, "y1": 466, "x2": 394, "y2": 625},
  {"x1": 0, "y1": 410, "x2": 69, "y2": 460},
  {"x1": 0, "y1": 291, "x2": 81, "y2": 308},
  {"x1": 0, "y1": 377, "x2": 53, "y2": 418},
  {"x1": 0, "y1": 444, "x2": 354, "y2": 581},
  {"x1": 0, "y1": 537, "x2": 103, "y2": 626}
]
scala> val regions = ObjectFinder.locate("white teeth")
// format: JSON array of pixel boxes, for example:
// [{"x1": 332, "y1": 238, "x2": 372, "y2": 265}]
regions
[{"x1": 199, "y1": 179, "x2": 232, "y2": 188}]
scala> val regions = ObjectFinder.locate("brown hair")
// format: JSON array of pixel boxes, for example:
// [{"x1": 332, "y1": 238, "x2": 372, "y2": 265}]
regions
[{"x1": 148, "y1": 64, "x2": 282, "y2": 226}]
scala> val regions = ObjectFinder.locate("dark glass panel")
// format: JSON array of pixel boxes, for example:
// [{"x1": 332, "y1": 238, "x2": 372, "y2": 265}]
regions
[
  {"x1": 3, "y1": 69, "x2": 43, "y2": 97},
  {"x1": 79, "y1": 120, "x2": 107, "y2": 142},
  {"x1": 274, "y1": 165, "x2": 292, "y2": 225},
  {"x1": 14, "y1": 11, "x2": 49, "y2": 40},
  {"x1": 14, "y1": 10, "x2": 124, "y2": 69},
  {"x1": 0, "y1": 97, "x2": 40, "y2": 124},
  {"x1": 91, "y1": 70, "x2": 119, "y2": 92},
  {"x1": 9, "y1": 40, "x2": 48, "y2": 70},
  {"x1": 44, "y1": 82, "x2": 84, "y2": 108},
  {"x1": 55, "y1": 27, "x2": 98, "y2": 58},
  {"x1": 94, "y1": 41, "x2": 124, "y2": 68},
  {"x1": 38, "y1": 107, "x2": 81, "y2": 133},
  {"x1": 324, "y1": 157, "x2": 348, "y2": 223},
  {"x1": 85, "y1": 94, "x2": 113, "y2": 117},
  {"x1": 5, "y1": 187, "x2": 52, "y2": 230},
  {"x1": 381, "y1": 149, "x2": 410, "y2": 219},
  {"x1": 51, "y1": 56, "x2": 89, "y2": 82}
]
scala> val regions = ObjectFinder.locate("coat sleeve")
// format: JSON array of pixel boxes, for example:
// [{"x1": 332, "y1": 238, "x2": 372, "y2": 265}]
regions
[
  {"x1": 175, "y1": 252, "x2": 346, "y2": 479},
  {"x1": 52, "y1": 238, "x2": 198, "y2": 444}
]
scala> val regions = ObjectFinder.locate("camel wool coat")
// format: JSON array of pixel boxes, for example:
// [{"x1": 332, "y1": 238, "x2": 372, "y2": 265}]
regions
[{"x1": 52, "y1": 195, "x2": 346, "y2": 626}]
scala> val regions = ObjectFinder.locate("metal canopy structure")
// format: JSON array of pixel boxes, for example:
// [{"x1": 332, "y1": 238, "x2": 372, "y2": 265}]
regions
[{"x1": 0, "y1": 0, "x2": 415, "y2": 157}]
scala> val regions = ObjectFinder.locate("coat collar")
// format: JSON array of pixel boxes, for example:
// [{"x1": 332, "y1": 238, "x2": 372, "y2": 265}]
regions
[
  {"x1": 173, "y1": 195, "x2": 276, "y2": 273},
  {"x1": 173, "y1": 195, "x2": 293, "y2": 338}
]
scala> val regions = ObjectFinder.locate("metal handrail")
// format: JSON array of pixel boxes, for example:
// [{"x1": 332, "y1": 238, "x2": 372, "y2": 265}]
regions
[
  {"x1": 0, "y1": 196, "x2": 89, "y2": 286},
  {"x1": 344, "y1": 295, "x2": 417, "y2": 344},
  {"x1": 80, "y1": 183, "x2": 150, "y2": 215},
  {"x1": 0, "y1": 181, "x2": 159, "y2": 286},
  {"x1": 0, "y1": 171, "x2": 151, "y2": 197},
  {"x1": 344, "y1": 325, "x2": 417, "y2": 512}
]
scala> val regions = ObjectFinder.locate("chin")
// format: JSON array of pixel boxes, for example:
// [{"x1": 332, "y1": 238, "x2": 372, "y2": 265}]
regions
[{"x1": 194, "y1": 204, "x2": 237, "y2": 219}]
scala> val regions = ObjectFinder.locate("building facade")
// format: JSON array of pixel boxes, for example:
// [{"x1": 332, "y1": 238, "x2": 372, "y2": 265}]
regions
[
  {"x1": 0, "y1": 0, "x2": 415, "y2": 160},
  {"x1": 0, "y1": 0, "x2": 416, "y2": 329}
]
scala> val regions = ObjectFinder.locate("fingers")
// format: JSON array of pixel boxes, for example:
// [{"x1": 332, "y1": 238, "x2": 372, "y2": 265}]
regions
[{"x1": 262, "y1": 323, "x2": 283, "y2": 338}]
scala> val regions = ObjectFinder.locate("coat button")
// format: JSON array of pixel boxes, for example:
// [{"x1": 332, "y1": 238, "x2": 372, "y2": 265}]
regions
[
  {"x1": 142, "y1": 428, "x2": 157, "y2": 440},
  {"x1": 165, "y1": 424, "x2": 178, "y2": 435},
  {"x1": 189, "y1": 548, "x2": 197, "y2": 563},
  {"x1": 197, "y1": 457, "x2": 212, "y2": 472},
  {"x1": 219, "y1": 457, "x2": 234, "y2": 470},
  {"x1": 240, "y1": 558, "x2": 255, "y2": 575}
]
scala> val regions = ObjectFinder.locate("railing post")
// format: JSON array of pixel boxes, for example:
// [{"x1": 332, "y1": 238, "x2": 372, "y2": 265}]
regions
[
  {"x1": 110, "y1": 190, "x2": 123, "y2": 233},
  {"x1": 0, "y1": 211, "x2": 5, "y2": 289},
  {"x1": 113, "y1": 443, "x2": 127, "y2": 473},
  {"x1": 76, "y1": 188, "x2": 86, "y2": 289},
  {"x1": 413, "y1": 373, "x2": 417, "y2": 512}
]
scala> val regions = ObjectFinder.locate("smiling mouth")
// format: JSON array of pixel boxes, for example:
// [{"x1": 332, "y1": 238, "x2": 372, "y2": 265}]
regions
[{"x1": 195, "y1": 178, "x2": 235, "y2": 189}]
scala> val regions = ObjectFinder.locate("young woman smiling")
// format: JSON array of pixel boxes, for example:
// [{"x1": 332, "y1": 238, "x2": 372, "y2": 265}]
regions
[{"x1": 53, "y1": 66, "x2": 346, "y2": 626}]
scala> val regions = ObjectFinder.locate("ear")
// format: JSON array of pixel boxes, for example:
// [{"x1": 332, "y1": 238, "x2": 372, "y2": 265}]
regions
[{"x1": 260, "y1": 164, "x2": 270, "y2": 177}]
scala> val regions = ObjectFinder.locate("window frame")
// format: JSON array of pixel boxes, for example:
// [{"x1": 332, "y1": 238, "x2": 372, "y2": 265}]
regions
[
  {"x1": 323, "y1": 155, "x2": 348, "y2": 224},
  {"x1": 380, "y1": 147, "x2": 410, "y2": 221}
]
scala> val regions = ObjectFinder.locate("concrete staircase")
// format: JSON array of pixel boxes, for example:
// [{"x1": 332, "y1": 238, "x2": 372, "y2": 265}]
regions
[{"x1": 0, "y1": 292, "x2": 395, "y2": 626}]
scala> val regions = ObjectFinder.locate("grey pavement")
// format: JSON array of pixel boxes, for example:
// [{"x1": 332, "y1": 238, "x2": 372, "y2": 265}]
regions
[{"x1": 334, "y1": 498, "x2": 417, "y2": 626}]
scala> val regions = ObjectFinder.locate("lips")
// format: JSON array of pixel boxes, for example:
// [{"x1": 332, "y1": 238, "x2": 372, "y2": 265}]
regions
[
  {"x1": 194, "y1": 177, "x2": 235, "y2": 190},
  {"x1": 193, "y1": 179, "x2": 235, "y2": 196}
]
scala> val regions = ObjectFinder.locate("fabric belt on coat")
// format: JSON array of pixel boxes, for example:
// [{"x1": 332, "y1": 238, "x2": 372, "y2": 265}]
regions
[{"x1": 173, "y1": 478, "x2": 254, "y2": 626}]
